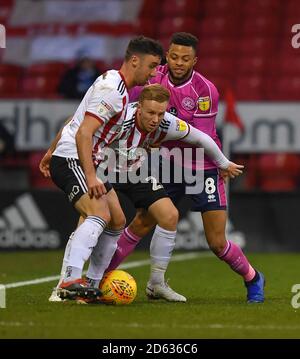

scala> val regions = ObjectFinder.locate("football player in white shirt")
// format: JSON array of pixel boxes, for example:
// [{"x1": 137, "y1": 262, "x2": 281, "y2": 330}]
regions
[{"x1": 39, "y1": 36, "x2": 164, "y2": 301}]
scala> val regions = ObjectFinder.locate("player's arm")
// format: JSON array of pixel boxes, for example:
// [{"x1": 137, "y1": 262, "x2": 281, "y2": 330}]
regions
[
  {"x1": 39, "y1": 116, "x2": 72, "y2": 178},
  {"x1": 161, "y1": 114, "x2": 244, "y2": 178},
  {"x1": 180, "y1": 125, "x2": 243, "y2": 178},
  {"x1": 76, "y1": 114, "x2": 106, "y2": 199}
]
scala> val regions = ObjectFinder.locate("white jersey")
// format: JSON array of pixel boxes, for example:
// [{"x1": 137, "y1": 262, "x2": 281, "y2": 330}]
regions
[
  {"x1": 53, "y1": 70, "x2": 129, "y2": 166},
  {"x1": 106, "y1": 102, "x2": 191, "y2": 172},
  {"x1": 105, "y1": 102, "x2": 229, "y2": 172}
]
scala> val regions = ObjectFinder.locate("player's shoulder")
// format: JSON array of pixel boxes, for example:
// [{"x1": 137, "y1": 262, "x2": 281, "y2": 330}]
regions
[
  {"x1": 150, "y1": 64, "x2": 169, "y2": 84},
  {"x1": 126, "y1": 102, "x2": 138, "y2": 119},
  {"x1": 159, "y1": 111, "x2": 174, "y2": 132},
  {"x1": 192, "y1": 70, "x2": 219, "y2": 97},
  {"x1": 94, "y1": 69, "x2": 127, "y2": 96}
]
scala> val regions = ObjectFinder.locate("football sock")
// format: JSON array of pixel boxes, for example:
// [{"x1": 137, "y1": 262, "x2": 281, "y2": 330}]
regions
[
  {"x1": 105, "y1": 227, "x2": 141, "y2": 272},
  {"x1": 149, "y1": 225, "x2": 176, "y2": 285},
  {"x1": 86, "y1": 228, "x2": 122, "y2": 287},
  {"x1": 218, "y1": 240, "x2": 256, "y2": 281},
  {"x1": 64, "y1": 216, "x2": 106, "y2": 282},
  {"x1": 56, "y1": 232, "x2": 74, "y2": 288}
]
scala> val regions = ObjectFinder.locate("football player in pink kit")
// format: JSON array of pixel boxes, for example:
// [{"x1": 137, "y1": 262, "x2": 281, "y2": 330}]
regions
[{"x1": 107, "y1": 33, "x2": 265, "y2": 303}]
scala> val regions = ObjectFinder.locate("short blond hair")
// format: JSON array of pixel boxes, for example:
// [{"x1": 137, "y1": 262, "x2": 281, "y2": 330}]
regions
[{"x1": 139, "y1": 84, "x2": 170, "y2": 104}]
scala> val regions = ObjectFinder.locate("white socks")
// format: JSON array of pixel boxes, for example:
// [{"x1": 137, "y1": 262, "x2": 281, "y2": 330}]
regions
[
  {"x1": 64, "y1": 216, "x2": 106, "y2": 282},
  {"x1": 86, "y1": 228, "x2": 122, "y2": 287},
  {"x1": 56, "y1": 232, "x2": 74, "y2": 288},
  {"x1": 149, "y1": 225, "x2": 176, "y2": 285}
]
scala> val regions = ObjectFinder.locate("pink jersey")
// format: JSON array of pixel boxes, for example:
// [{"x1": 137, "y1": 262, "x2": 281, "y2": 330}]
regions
[{"x1": 129, "y1": 64, "x2": 221, "y2": 170}]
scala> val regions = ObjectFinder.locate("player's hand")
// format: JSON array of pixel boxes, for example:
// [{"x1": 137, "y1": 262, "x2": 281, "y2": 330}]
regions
[
  {"x1": 220, "y1": 162, "x2": 244, "y2": 181},
  {"x1": 39, "y1": 150, "x2": 52, "y2": 178},
  {"x1": 87, "y1": 176, "x2": 107, "y2": 199}
]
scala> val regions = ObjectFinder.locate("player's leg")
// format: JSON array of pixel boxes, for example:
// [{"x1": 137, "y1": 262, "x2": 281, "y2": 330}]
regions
[
  {"x1": 49, "y1": 156, "x2": 110, "y2": 299},
  {"x1": 107, "y1": 174, "x2": 180, "y2": 268},
  {"x1": 106, "y1": 208, "x2": 157, "y2": 272},
  {"x1": 86, "y1": 188, "x2": 126, "y2": 287},
  {"x1": 62, "y1": 193, "x2": 110, "y2": 280},
  {"x1": 49, "y1": 216, "x2": 88, "y2": 301},
  {"x1": 145, "y1": 197, "x2": 186, "y2": 302},
  {"x1": 199, "y1": 169, "x2": 265, "y2": 303},
  {"x1": 202, "y1": 210, "x2": 264, "y2": 302}
]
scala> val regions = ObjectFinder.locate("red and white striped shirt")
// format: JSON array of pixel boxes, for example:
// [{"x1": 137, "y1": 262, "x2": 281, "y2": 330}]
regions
[
  {"x1": 106, "y1": 102, "x2": 191, "y2": 172},
  {"x1": 54, "y1": 69, "x2": 129, "y2": 165}
]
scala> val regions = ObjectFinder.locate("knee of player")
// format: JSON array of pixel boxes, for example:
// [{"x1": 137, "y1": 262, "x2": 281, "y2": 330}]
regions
[
  {"x1": 158, "y1": 207, "x2": 179, "y2": 229},
  {"x1": 91, "y1": 210, "x2": 111, "y2": 225}
]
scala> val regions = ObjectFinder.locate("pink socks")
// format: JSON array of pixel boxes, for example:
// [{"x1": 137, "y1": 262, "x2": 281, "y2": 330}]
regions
[
  {"x1": 218, "y1": 240, "x2": 256, "y2": 282},
  {"x1": 105, "y1": 227, "x2": 141, "y2": 272}
]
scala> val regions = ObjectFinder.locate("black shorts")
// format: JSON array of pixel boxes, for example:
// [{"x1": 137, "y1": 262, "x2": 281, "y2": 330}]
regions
[
  {"x1": 112, "y1": 175, "x2": 168, "y2": 209},
  {"x1": 50, "y1": 155, "x2": 112, "y2": 205},
  {"x1": 160, "y1": 159, "x2": 227, "y2": 213}
]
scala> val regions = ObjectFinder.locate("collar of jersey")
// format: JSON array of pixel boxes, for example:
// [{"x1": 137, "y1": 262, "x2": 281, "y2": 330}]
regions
[
  {"x1": 118, "y1": 70, "x2": 129, "y2": 92},
  {"x1": 167, "y1": 70, "x2": 195, "y2": 88}
]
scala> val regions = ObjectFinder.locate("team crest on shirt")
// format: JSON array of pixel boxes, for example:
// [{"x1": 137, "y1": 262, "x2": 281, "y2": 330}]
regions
[
  {"x1": 197, "y1": 96, "x2": 211, "y2": 111},
  {"x1": 182, "y1": 96, "x2": 195, "y2": 111},
  {"x1": 176, "y1": 119, "x2": 188, "y2": 132}
]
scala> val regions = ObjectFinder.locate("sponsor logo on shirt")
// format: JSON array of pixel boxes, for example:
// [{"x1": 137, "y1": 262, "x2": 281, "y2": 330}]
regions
[
  {"x1": 101, "y1": 100, "x2": 112, "y2": 111},
  {"x1": 176, "y1": 119, "x2": 188, "y2": 132},
  {"x1": 197, "y1": 96, "x2": 211, "y2": 111},
  {"x1": 182, "y1": 96, "x2": 195, "y2": 111},
  {"x1": 97, "y1": 100, "x2": 112, "y2": 116},
  {"x1": 98, "y1": 104, "x2": 108, "y2": 116}
]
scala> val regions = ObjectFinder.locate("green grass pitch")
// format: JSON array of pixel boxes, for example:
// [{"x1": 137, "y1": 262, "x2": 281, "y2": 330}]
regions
[{"x1": 0, "y1": 250, "x2": 300, "y2": 339}]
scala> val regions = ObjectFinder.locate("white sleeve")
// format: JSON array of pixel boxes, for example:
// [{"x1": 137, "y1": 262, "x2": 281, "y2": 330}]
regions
[
  {"x1": 86, "y1": 85, "x2": 123, "y2": 124},
  {"x1": 162, "y1": 112, "x2": 190, "y2": 141},
  {"x1": 181, "y1": 125, "x2": 230, "y2": 169}
]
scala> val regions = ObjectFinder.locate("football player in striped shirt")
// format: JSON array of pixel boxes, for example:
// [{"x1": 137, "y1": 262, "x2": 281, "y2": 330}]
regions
[{"x1": 40, "y1": 36, "x2": 164, "y2": 301}]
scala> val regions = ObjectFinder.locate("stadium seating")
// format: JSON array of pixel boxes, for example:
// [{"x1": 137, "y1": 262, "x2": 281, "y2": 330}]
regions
[
  {"x1": 26, "y1": 62, "x2": 67, "y2": 76},
  {"x1": 242, "y1": 0, "x2": 282, "y2": 15},
  {"x1": 0, "y1": 0, "x2": 13, "y2": 25},
  {"x1": 0, "y1": 0, "x2": 298, "y2": 102},
  {"x1": 196, "y1": 56, "x2": 235, "y2": 77},
  {"x1": 234, "y1": 76, "x2": 264, "y2": 101},
  {"x1": 198, "y1": 15, "x2": 240, "y2": 37},
  {"x1": 257, "y1": 153, "x2": 300, "y2": 191},
  {"x1": 22, "y1": 74, "x2": 61, "y2": 98},
  {"x1": 160, "y1": 0, "x2": 200, "y2": 17},
  {"x1": 158, "y1": 17, "x2": 197, "y2": 37},
  {"x1": 266, "y1": 76, "x2": 300, "y2": 100},
  {"x1": 0, "y1": 64, "x2": 23, "y2": 97},
  {"x1": 0, "y1": 74, "x2": 19, "y2": 97},
  {"x1": 203, "y1": 0, "x2": 242, "y2": 16}
]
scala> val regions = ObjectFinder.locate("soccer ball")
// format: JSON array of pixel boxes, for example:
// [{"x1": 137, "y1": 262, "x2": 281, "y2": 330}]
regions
[{"x1": 99, "y1": 270, "x2": 137, "y2": 305}]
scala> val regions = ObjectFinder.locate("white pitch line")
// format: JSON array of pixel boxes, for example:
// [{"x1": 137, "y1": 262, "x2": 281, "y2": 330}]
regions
[
  {"x1": 1, "y1": 320, "x2": 300, "y2": 332},
  {"x1": 4, "y1": 251, "x2": 211, "y2": 289}
]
